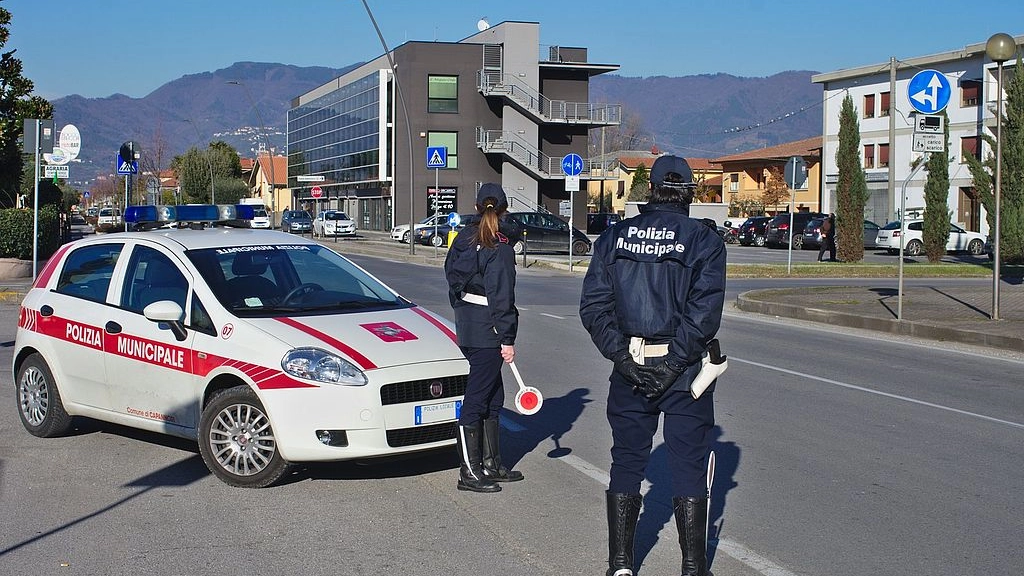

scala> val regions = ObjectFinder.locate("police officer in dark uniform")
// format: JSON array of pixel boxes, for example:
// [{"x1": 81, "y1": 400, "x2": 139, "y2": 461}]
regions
[
  {"x1": 445, "y1": 183, "x2": 524, "y2": 493},
  {"x1": 580, "y1": 156, "x2": 726, "y2": 576}
]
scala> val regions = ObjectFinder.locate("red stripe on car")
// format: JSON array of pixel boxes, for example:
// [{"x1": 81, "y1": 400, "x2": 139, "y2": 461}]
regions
[
  {"x1": 410, "y1": 306, "x2": 457, "y2": 344},
  {"x1": 274, "y1": 317, "x2": 377, "y2": 369},
  {"x1": 33, "y1": 243, "x2": 74, "y2": 289}
]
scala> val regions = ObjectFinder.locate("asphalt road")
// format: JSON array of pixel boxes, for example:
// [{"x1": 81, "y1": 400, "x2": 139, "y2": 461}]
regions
[{"x1": 1, "y1": 255, "x2": 1021, "y2": 576}]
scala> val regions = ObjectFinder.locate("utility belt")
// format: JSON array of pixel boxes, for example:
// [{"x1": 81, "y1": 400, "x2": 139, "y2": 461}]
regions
[
  {"x1": 628, "y1": 336, "x2": 669, "y2": 364},
  {"x1": 460, "y1": 292, "x2": 488, "y2": 306}
]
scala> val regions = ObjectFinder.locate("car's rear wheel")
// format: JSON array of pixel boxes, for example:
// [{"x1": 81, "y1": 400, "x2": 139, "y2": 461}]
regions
[
  {"x1": 792, "y1": 235, "x2": 803, "y2": 250},
  {"x1": 905, "y1": 239, "x2": 924, "y2": 256},
  {"x1": 967, "y1": 239, "x2": 984, "y2": 255},
  {"x1": 17, "y1": 353, "x2": 72, "y2": 438},
  {"x1": 513, "y1": 240, "x2": 526, "y2": 255},
  {"x1": 572, "y1": 240, "x2": 590, "y2": 256},
  {"x1": 199, "y1": 386, "x2": 288, "y2": 488}
]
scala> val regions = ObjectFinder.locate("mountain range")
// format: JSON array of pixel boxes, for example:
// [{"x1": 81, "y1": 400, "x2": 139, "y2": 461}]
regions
[{"x1": 49, "y1": 62, "x2": 823, "y2": 189}]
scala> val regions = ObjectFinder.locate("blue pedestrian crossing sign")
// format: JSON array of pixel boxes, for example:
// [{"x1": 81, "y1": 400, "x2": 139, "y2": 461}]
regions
[
  {"x1": 907, "y1": 69, "x2": 951, "y2": 115},
  {"x1": 116, "y1": 153, "x2": 138, "y2": 174},
  {"x1": 561, "y1": 153, "x2": 583, "y2": 176},
  {"x1": 426, "y1": 146, "x2": 447, "y2": 169}
]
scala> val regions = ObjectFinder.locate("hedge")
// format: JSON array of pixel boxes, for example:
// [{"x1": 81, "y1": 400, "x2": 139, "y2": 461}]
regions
[{"x1": 0, "y1": 207, "x2": 61, "y2": 260}]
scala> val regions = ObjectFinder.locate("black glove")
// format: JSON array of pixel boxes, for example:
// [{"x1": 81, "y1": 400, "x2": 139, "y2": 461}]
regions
[
  {"x1": 612, "y1": 351, "x2": 645, "y2": 388},
  {"x1": 635, "y1": 360, "x2": 682, "y2": 402}
]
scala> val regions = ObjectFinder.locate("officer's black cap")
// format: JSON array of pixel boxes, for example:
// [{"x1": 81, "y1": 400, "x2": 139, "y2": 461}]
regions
[
  {"x1": 476, "y1": 183, "x2": 508, "y2": 211},
  {"x1": 650, "y1": 155, "x2": 695, "y2": 188}
]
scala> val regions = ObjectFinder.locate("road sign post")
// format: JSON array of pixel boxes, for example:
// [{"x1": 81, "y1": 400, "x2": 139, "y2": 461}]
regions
[
  {"x1": 426, "y1": 146, "x2": 447, "y2": 255},
  {"x1": 784, "y1": 156, "x2": 807, "y2": 273},
  {"x1": 561, "y1": 153, "x2": 584, "y2": 272}
]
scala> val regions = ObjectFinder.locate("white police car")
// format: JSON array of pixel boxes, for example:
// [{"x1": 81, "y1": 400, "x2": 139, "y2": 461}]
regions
[{"x1": 14, "y1": 204, "x2": 468, "y2": 488}]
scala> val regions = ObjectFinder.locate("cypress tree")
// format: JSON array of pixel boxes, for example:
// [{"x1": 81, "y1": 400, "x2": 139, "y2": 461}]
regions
[{"x1": 835, "y1": 94, "x2": 868, "y2": 262}]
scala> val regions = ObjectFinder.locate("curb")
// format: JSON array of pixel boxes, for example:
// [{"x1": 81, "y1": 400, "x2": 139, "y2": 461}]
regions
[{"x1": 736, "y1": 289, "x2": 1024, "y2": 352}]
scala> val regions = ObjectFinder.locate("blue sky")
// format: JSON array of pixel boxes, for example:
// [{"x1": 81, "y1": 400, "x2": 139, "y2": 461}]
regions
[{"x1": 7, "y1": 0, "x2": 1023, "y2": 100}]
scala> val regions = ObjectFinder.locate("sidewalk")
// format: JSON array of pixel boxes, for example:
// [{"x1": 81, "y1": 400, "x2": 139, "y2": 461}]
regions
[{"x1": 735, "y1": 282, "x2": 1024, "y2": 352}]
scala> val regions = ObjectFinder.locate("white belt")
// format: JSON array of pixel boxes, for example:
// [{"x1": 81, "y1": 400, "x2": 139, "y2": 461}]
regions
[
  {"x1": 461, "y1": 292, "x2": 488, "y2": 306},
  {"x1": 628, "y1": 336, "x2": 669, "y2": 364}
]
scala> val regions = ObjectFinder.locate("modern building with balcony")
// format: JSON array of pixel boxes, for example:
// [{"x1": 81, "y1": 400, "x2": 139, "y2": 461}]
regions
[
  {"x1": 812, "y1": 35, "x2": 1023, "y2": 233},
  {"x1": 286, "y1": 20, "x2": 621, "y2": 232}
]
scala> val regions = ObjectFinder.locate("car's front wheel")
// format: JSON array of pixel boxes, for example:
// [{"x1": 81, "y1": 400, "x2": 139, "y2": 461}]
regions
[
  {"x1": 754, "y1": 235, "x2": 766, "y2": 247},
  {"x1": 431, "y1": 234, "x2": 445, "y2": 247},
  {"x1": 967, "y1": 239, "x2": 984, "y2": 256},
  {"x1": 792, "y1": 235, "x2": 804, "y2": 250},
  {"x1": 402, "y1": 231, "x2": 410, "y2": 243},
  {"x1": 199, "y1": 385, "x2": 289, "y2": 488},
  {"x1": 513, "y1": 240, "x2": 526, "y2": 255},
  {"x1": 16, "y1": 353, "x2": 72, "y2": 438}
]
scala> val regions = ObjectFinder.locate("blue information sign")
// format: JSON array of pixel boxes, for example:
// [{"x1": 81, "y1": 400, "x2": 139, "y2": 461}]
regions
[
  {"x1": 116, "y1": 153, "x2": 138, "y2": 175},
  {"x1": 561, "y1": 153, "x2": 583, "y2": 176},
  {"x1": 907, "y1": 69, "x2": 951, "y2": 115},
  {"x1": 426, "y1": 146, "x2": 447, "y2": 169},
  {"x1": 447, "y1": 212, "x2": 461, "y2": 228}
]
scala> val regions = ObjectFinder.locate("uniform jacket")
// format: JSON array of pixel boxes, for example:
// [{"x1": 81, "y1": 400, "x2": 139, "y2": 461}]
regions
[
  {"x1": 579, "y1": 202, "x2": 726, "y2": 367},
  {"x1": 444, "y1": 216, "x2": 521, "y2": 348}
]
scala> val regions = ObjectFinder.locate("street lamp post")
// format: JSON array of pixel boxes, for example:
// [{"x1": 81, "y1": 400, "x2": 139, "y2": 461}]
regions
[
  {"x1": 184, "y1": 119, "x2": 216, "y2": 204},
  {"x1": 227, "y1": 80, "x2": 277, "y2": 228},
  {"x1": 986, "y1": 33, "x2": 1016, "y2": 320}
]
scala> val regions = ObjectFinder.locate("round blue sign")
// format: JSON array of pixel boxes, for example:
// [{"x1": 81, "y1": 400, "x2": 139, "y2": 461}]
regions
[
  {"x1": 561, "y1": 153, "x2": 584, "y2": 177},
  {"x1": 447, "y1": 212, "x2": 461, "y2": 228},
  {"x1": 907, "y1": 69, "x2": 951, "y2": 115}
]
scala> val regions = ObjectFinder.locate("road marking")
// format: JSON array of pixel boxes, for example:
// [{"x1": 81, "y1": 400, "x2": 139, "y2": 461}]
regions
[
  {"x1": 539, "y1": 312, "x2": 566, "y2": 320},
  {"x1": 732, "y1": 356, "x2": 1024, "y2": 430},
  {"x1": 501, "y1": 417, "x2": 805, "y2": 576}
]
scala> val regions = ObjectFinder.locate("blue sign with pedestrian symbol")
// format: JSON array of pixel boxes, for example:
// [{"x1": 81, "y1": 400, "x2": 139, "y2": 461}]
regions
[
  {"x1": 907, "y1": 69, "x2": 951, "y2": 115},
  {"x1": 426, "y1": 146, "x2": 447, "y2": 169},
  {"x1": 561, "y1": 153, "x2": 583, "y2": 176},
  {"x1": 116, "y1": 153, "x2": 138, "y2": 175}
]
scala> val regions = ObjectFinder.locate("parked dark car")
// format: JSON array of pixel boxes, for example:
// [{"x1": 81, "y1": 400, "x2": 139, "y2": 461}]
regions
[
  {"x1": 506, "y1": 211, "x2": 592, "y2": 255},
  {"x1": 765, "y1": 212, "x2": 827, "y2": 248},
  {"x1": 737, "y1": 216, "x2": 770, "y2": 246},
  {"x1": 281, "y1": 210, "x2": 313, "y2": 233},
  {"x1": 587, "y1": 212, "x2": 621, "y2": 235},
  {"x1": 801, "y1": 218, "x2": 880, "y2": 250}
]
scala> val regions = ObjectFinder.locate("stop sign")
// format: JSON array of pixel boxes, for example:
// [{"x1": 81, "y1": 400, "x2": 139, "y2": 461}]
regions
[{"x1": 311, "y1": 186, "x2": 323, "y2": 198}]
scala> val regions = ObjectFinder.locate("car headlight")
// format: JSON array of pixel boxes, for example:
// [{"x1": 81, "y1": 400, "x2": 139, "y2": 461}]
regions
[{"x1": 281, "y1": 347, "x2": 367, "y2": 386}]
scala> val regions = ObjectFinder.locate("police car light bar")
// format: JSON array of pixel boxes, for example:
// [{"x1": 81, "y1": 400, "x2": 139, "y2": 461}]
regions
[{"x1": 124, "y1": 204, "x2": 256, "y2": 224}]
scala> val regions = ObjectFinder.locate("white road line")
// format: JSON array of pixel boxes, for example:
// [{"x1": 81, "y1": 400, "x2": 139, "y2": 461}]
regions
[
  {"x1": 501, "y1": 418, "x2": 805, "y2": 576},
  {"x1": 539, "y1": 312, "x2": 566, "y2": 320},
  {"x1": 732, "y1": 356, "x2": 1024, "y2": 430}
]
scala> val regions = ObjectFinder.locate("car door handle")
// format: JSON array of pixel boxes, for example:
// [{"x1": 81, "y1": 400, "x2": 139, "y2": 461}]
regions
[
  {"x1": 105, "y1": 321, "x2": 122, "y2": 334},
  {"x1": 40, "y1": 305, "x2": 54, "y2": 317}
]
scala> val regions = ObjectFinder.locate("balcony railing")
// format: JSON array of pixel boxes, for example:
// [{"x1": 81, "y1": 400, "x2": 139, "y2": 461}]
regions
[
  {"x1": 475, "y1": 127, "x2": 621, "y2": 181},
  {"x1": 477, "y1": 71, "x2": 621, "y2": 125}
]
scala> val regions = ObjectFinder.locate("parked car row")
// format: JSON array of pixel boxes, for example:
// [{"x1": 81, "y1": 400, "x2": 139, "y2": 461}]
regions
[{"x1": 395, "y1": 211, "x2": 593, "y2": 255}]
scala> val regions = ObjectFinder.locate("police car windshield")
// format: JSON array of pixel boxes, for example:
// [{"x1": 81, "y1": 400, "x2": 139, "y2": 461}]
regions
[{"x1": 186, "y1": 244, "x2": 407, "y2": 316}]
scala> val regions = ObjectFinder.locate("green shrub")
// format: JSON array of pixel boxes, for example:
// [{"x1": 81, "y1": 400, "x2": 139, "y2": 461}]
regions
[{"x1": 0, "y1": 207, "x2": 61, "y2": 260}]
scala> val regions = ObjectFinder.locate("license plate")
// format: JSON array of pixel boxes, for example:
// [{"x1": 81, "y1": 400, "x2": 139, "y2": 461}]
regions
[{"x1": 414, "y1": 400, "x2": 461, "y2": 425}]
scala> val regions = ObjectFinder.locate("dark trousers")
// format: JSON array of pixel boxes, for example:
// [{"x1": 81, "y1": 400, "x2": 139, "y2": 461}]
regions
[
  {"x1": 458, "y1": 346, "x2": 506, "y2": 426},
  {"x1": 818, "y1": 236, "x2": 836, "y2": 261},
  {"x1": 606, "y1": 368, "x2": 714, "y2": 497}
]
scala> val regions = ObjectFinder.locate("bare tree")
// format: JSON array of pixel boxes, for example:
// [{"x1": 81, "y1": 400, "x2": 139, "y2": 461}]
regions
[{"x1": 761, "y1": 166, "x2": 789, "y2": 210}]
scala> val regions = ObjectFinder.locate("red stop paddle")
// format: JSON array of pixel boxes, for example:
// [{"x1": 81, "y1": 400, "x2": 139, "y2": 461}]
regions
[{"x1": 509, "y1": 361, "x2": 543, "y2": 416}]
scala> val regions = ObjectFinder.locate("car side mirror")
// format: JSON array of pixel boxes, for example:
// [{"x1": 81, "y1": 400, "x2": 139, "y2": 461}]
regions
[{"x1": 143, "y1": 300, "x2": 188, "y2": 341}]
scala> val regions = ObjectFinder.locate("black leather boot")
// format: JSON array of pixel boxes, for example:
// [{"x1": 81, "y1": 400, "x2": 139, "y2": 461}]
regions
[
  {"x1": 673, "y1": 496, "x2": 709, "y2": 576},
  {"x1": 456, "y1": 422, "x2": 500, "y2": 493},
  {"x1": 606, "y1": 492, "x2": 642, "y2": 576},
  {"x1": 481, "y1": 417, "x2": 524, "y2": 482}
]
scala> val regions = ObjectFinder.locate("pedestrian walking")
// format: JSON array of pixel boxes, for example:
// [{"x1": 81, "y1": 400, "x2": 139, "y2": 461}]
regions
[
  {"x1": 580, "y1": 155, "x2": 727, "y2": 576},
  {"x1": 444, "y1": 183, "x2": 524, "y2": 493},
  {"x1": 818, "y1": 213, "x2": 836, "y2": 262}
]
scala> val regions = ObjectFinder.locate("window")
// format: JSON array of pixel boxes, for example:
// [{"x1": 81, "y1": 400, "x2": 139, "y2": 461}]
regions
[
  {"x1": 879, "y1": 92, "x2": 890, "y2": 117},
  {"x1": 729, "y1": 173, "x2": 738, "y2": 192},
  {"x1": 863, "y1": 144, "x2": 875, "y2": 168},
  {"x1": 121, "y1": 246, "x2": 188, "y2": 314},
  {"x1": 427, "y1": 75, "x2": 458, "y2": 113},
  {"x1": 863, "y1": 94, "x2": 875, "y2": 118},
  {"x1": 961, "y1": 136, "x2": 980, "y2": 163},
  {"x1": 961, "y1": 80, "x2": 980, "y2": 107},
  {"x1": 427, "y1": 131, "x2": 458, "y2": 169},
  {"x1": 878, "y1": 143, "x2": 890, "y2": 168},
  {"x1": 56, "y1": 244, "x2": 123, "y2": 302}
]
